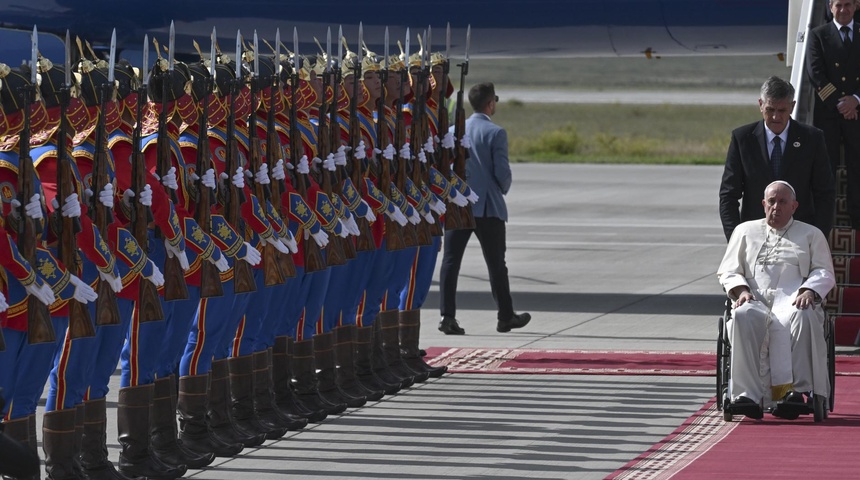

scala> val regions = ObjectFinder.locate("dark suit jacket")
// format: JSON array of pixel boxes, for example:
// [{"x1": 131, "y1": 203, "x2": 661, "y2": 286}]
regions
[
  {"x1": 719, "y1": 120, "x2": 835, "y2": 240},
  {"x1": 807, "y1": 21, "x2": 860, "y2": 118}
]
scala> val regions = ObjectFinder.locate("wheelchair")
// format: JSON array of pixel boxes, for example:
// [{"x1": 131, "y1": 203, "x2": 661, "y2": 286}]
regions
[{"x1": 716, "y1": 298, "x2": 835, "y2": 422}]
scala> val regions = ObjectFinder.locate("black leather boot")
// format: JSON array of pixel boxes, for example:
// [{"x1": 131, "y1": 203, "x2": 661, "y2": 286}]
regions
[
  {"x1": 2, "y1": 416, "x2": 40, "y2": 479},
  {"x1": 315, "y1": 332, "x2": 366, "y2": 408},
  {"x1": 372, "y1": 317, "x2": 414, "y2": 388},
  {"x1": 176, "y1": 373, "x2": 244, "y2": 457},
  {"x1": 400, "y1": 309, "x2": 447, "y2": 378},
  {"x1": 272, "y1": 336, "x2": 326, "y2": 423},
  {"x1": 292, "y1": 339, "x2": 347, "y2": 416},
  {"x1": 208, "y1": 359, "x2": 265, "y2": 448},
  {"x1": 228, "y1": 354, "x2": 287, "y2": 440},
  {"x1": 43, "y1": 408, "x2": 82, "y2": 480},
  {"x1": 80, "y1": 398, "x2": 136, "y2": 480},
  {"x1": 380, "y1": 309, "x2": 429, "y2": 383},
  {"x1": 253, "y1": 349, "x2": 308, "y2": 431},
  {"x1": 355, "y1": 325, "x2": 401, "y2": 395},
  {"x1": 116, "y1": 384, "x2": 186, "y2": 480},
  {"x1": 334, "y1": 325, "x2": 383, "y2": 401},
  {"x1": 151, "y1": 375, "x2": 216, "y2": 468}
]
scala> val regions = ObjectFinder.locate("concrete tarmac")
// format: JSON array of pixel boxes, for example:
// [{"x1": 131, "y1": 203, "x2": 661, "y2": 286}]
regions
[{"x1": 37, "y1": 164, "x2": 742, "y2": 479}]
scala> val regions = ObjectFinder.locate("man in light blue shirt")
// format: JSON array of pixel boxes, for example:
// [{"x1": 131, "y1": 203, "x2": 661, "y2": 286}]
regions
[{"x1": 438, "y1": 82, "x2": 531, "y2": 335}]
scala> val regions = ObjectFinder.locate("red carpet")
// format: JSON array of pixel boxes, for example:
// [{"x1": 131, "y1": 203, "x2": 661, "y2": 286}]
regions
[
  {"x1": 608, "y1": 376, "x2": 860, "y2": 479},
  {"x1": 424, "y1": 347, "x2": 860, "y2": 376}
]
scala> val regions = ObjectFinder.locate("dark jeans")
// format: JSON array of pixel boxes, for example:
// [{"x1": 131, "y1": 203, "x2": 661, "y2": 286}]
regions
[{"x1": 439, "y1": 216, "x2": 513, "y2": 321}]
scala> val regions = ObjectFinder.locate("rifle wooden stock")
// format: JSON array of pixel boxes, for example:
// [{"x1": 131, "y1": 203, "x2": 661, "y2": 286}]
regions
[
  {"x1": 316, "y1": 79, "x2": 347, "y2": 267},
  {"x1": 195, "y1": 91, "x2": 225, "y2": 298},
  {"x1": 250, "y1": 134, "x2": 286, "y2": 287},
  {"x1": 57, "y1": 87, "x2": 95, "y2": 337},
  {"x1": 342, "y1": 93, "x2": 374, "y2": 254},
  {"x1": 264, "y1": 109, "x2": 296, "y2": 279},
  {"x1": 130, "y1": 84, "x2": 164, "y2": 322},
  {"x1": 374, "y1": 72, "x2": 405, "y2": 252},
  {"x1": 91, "y1": 138, "x2": 121, "y2": 326},
  {"x1": 225, "y1": 138, "x2": 257, "y2": 294},
  {"x1": 452, "y1": 85, "x2": 475, "y2": 229}
]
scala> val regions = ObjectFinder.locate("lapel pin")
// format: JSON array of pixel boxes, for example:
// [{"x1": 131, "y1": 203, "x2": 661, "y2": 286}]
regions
[{"x1": 793, "y1": 142, "x2": 801, "y2": 148}]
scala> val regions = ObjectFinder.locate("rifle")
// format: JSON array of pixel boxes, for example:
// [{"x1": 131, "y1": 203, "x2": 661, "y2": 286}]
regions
[
  {"x1": 435, "y1": 24, "x2": 462, "y2": 230},
  {"x1": 194, "y1": 32, "x2": 225, "y2": 298},
  {"x1": 265, "y1": 28, "x2": 296, "y2": 279},
  {"x1": 21, "y1": 27, "x2": 55, "y2": 344},
  {"x1": 290, "y1": 31, "x2": 326, "y2": 273},
  {"x1": 374, "y1": 34, "x2": 405, "y2": 252},
  {"x1": 393, "y1": 43, "x2": 418, "y2": 248},
  {"x1": 452, "y1": 26, "x2": 476, "y2": 229},
  {"x1": 156, "y1": 25, "x2": 190, "y2": 300},
  {"x1": 89, "y1": 31, "x2": 122, "y2": 326},
  {"x1": 408, "y1": 32, "x2": 434, "y2": 246},
  {"x1": 57, "y1": 31, "x2": 95, "y2": 338},
  {"x1": 340, "y1": 29, "x2": 373, "y2": 253},
  {"x1": 248, "y1": 32, "x2": 287, "y2": 286},
  {"x1": 316, "y1": 51, "x2": 347, "y2": 267},
  {"x1": 225, "y1": 30, "x2": 257, "y2": 294},
  {"x1": 132, "y1": 35, "x2": 165, "y2": 321}
]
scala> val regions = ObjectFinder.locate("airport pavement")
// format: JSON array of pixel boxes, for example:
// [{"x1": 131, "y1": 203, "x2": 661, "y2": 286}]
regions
[{"x1": 36, "y1": 164, "x2": 771, "y2": 478}]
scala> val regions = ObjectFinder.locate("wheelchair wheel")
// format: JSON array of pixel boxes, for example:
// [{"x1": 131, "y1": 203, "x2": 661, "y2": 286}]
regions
[
  {"x1": 716, "y1": 316, "x2": 725, "y2": 408},
  {"x1": 827, "y1": 315, "x2": 836, "y2": 413},
  {"x1": 723, "y1": 409, "x2": 733, "y2": 422}
]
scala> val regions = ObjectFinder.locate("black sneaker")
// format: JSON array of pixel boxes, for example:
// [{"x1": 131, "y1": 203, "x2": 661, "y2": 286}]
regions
[
  {"x1": 497, "y1": 312, "x2": 531, "y2": 333},
  {"x1": 438, "y1": 316, "x2": 466, "y2": 335}
]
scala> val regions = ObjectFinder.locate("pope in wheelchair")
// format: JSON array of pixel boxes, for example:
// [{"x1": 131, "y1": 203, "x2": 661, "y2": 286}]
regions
[{"x1": 717, "y1": 180, "x2": 834, "y2": 420}]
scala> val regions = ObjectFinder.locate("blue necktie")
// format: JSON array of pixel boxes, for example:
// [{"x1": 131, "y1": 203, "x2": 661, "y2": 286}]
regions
[
  {"x1": 842, "y1": 26, "x2": 853, "y2": 47},
  {"x1": 771, "y1": 136, "x2": 782, "y2": 179}
]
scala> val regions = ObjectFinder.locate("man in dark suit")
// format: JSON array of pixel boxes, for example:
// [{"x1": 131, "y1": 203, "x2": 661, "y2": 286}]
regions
[
  {"x1": 807, "y1": 0, "x2": 860, "y2": 227},
  {"x1": 719, "y1": 76, "x2": 835, "y2": 241},
  {"x1": 438, "y1": 82, "x2": 531, "y2": 335}
]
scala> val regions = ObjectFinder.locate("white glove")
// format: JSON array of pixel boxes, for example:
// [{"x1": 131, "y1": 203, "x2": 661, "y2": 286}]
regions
[
  {"x1": 449, "y1": 189, "x2": 469, "y2": 207},
  {"x1": 382, "y1": 144, "x2": 396, "y2": 161},
  {"x1": 239, "y1": 242, "x2": 262, "y2": 266},
  {"x1": 99, "y1": 270, "x2": 123, "y2": 293},
  {"x1": 311, "y1": 228, "x2": 329, "y2": 247},
  {"x1": 336, "y1": 219, "x2": 350, "y2": 237},
  {"x1": 418, "y1": 150, "x2": 427, "y2": 164},
  {"x1": 69, "y1": 274, "x2": 98, "y2": 303},
  {"x1": 265, "y1": 235, "x2": 290, "y2": 254},
  {"x1": 139, "y1": 185, "x2": 153, "y2": 207},
  {"x1": 407, "y1": 208, "x2": 420, "y2": 225},
  {"x1": 372, "y1": 147, "x2": 382, "y2": 160},
  {"x1": 232, "y1": 167, "x2": 245, "y2": 189},
  {"x1": 334, "y1": 146, "x2": 348, "y2": 166},
  {"x1": 201, "y1": 168, "x2": 216, "y2": 189},
  {"x1": 355, "y1": 141, "x2": 367, "y2": 160},
  {"x1": 323, "y1": 154, "x2": 336, "y2": 172},
  {"x1": 255, "y1": 163, "x2": 270, "y2": 185},
  {"x1": 272, "y1": 159, "x2": 286, "y2": 181},
  {"x1": 157, "y1": 166, "x2": 179, "y2": 190},
  {"x1": 441, "y1": 132, "x2": 455, "y2": 149},
  {"x1": 423, "y1": 136, "x2": 435, "y2": 154},
  {"x1": 343, "y1": 214, "x2": 360, "y2": 236},
  {"x1": 422, "y1": 211, "x2": 436, "y2": 224},
  {"x1": 297, "y1": 155, "x2": 310, "y2": 175},
  {"x1": 429, "y1": 196, "x2": 447, "y2": 215},
  {"x1": 466, "y1": 189, "x2": 479, "y2": 204},
  {"x1": 207, "y1": 251, "x2": 229, "y2": 272},
  {"x1": 386, "y1": 206, "x2": 408, "y2": 226},
  {"x1": 12, "y1": 194, "x2": 43, "y2": 220},
  {"x1": 164, "y1": 238, "x2": 190, "y2": 271},
  {"x1": 280, "y1": 232, "x2": 298, "y2": 254},
  {"x1": 460, "y1": 133, "x2": 471, "y2": 149},
  {"x1": 0, "y1": 291, "x2": 8, "y2": 313},
  {"x1": 25, "y1": 281, "x2": 56, "y2": 306},
  {"x1": 360, "y1": 200, "x2": 377, "y2": 222},
  {"x1": 52, "y1": 193, "x2": 81, "y2": 218},
  {"x1": 399, "y1": 143, "x2": 412, "y2": 160},
  {"x1": 99, "y1": 184, "x2": 114, "y2": 208},
  {"x1": 122, "y1": 189, "x2": 135, "y2": 208},
  {"x1": 143, "y1": 260, "x2": 165, "y2": 287}
]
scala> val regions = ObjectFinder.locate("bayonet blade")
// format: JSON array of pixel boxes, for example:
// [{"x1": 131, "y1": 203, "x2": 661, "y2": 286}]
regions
[
  {"x1": 275, "y1": 28, "x2": 281, "y2": 64},
  {"x1": 420, "y1": 30, "x2": 426, "y2": 69},
  {"x1": 210, "y1": 27, "x2": 217, "y2": 78},
  {"x1": 326, "y1": 27, "x2": 332, "y2": 72},
  {"x1": 31, "y1": 25, "x2": 38, "y2": 84},
  {"x1": 108, "y1": 28, "x2": 116, "y2": 84},
  {"x1": 465, "y1": 24, "x2": 471, "y2": 63},
  {"x1": 337, "y1": 25, "x2": 343, "y2": 65},
  {"x1": 143, "y1": 34, "x2": 149, "y2": 86},
  {"x1": 445, "y1": 22, "x2": 451, "y2": 60},
  {"x1": 168, "y1": 20, "x2": 175, "y2": 71},
  {"x1": 64, "y1": 30, "x2": 71, "y2": 87},
  {"x1": 293, "y1": 27, "x2": 299, "y2": 72},
  {"x1": 383, "y1": 27, "x2": 389, "y2": 70},
  {"x1": 235, "y1": 30, "x2": 242, "y2": 79},
  {"x1": 253, "y1": 30, "x2": 259, "y2": 77},
  {"x1": 357, "y1": 22, "x2": 363, "y2": 68},
  {"x1": 427, "y1": 25, "x2": 432, "y2": 65},
  {"x1": 404, "y1": 28, "x2": 410, "y2": 65}
]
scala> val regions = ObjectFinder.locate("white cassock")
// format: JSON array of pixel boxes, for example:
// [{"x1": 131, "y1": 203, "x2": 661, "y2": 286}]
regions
[{"x1": 717, "y1": 218, "x2": 834, "y2": 406}]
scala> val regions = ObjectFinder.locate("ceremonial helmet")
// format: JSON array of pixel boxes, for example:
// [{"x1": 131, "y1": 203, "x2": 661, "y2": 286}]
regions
[
  {"x1": 0, "y1": 64, "x2": 30, "y2": 138},
  {"x1": 20, "y1": 55, "x2": 64, "y2": 144}
]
